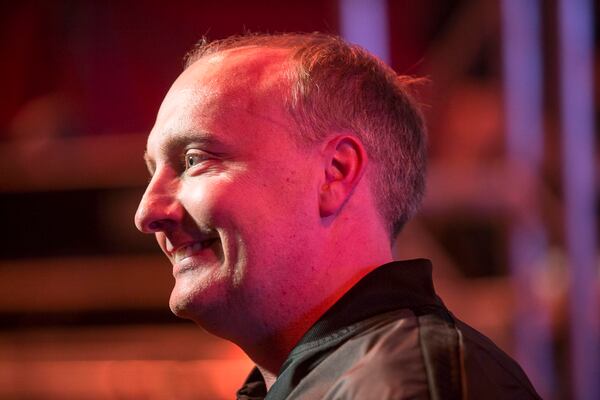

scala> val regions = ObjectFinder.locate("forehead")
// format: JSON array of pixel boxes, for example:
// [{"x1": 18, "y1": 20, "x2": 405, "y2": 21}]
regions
[
  {"x1": 147, "y1": 47, "x2": 295, "y2": 155},
  {"x1": 184, "y1": 46, "x2": 292, "y2": 92}
]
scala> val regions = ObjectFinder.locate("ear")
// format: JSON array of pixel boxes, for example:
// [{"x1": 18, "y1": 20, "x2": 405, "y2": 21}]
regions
[{"x1": 319, "y1": 135, "x2": 368, "y2": 218}]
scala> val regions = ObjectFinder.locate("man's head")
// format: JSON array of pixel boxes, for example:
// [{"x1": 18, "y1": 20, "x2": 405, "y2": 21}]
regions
[
  {"x1": 134, "y1": 33, "x2": 426, "y2": 347},
  {"x1": 185, "y1": 33, "x2": 427, "y2": 237}
]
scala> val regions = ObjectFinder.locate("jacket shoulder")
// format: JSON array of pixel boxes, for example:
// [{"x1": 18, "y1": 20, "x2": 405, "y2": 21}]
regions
[
  {"x1": 288, "y1": 309, "x2": 541, "y2": 400},
  {"x1": 455, "y1": 319, "x2": 541, "y2": 399}
]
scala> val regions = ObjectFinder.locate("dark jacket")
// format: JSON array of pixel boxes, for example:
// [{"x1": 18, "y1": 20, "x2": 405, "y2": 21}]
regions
[{"x1": 237, "y1": 259, "x2": 541, "y2": 400}]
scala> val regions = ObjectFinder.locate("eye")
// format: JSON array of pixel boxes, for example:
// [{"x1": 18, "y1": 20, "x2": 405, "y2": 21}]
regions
[{"x1": 184, "y1": 151, "x2": 208, "y2": 170}]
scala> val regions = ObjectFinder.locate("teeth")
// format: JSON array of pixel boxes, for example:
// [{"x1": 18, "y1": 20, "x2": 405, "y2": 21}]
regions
[{"x1": 174, "y1": 240, "x2": 213, "y2": 262}]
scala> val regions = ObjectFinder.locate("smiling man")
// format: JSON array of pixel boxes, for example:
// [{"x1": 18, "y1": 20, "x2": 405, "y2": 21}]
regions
[{"x1": 135, "y1": 33, "x2": 540, "y2": 399}]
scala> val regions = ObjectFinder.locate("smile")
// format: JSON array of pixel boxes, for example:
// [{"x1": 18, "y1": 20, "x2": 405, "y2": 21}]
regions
[{"x1": 173, "y1": 239, "x2": 218, "y2": 263}]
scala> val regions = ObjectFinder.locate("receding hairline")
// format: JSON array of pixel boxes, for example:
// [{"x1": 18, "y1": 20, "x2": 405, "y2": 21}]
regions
[
  {"x1": 181, "y1": 45, "x2": 298, "y2": 107},
  {"x1": 185, "y1": 40, "x2": 324, "y2": 79},
  {"x1": 185, "y1": 44, "x2": 292, "y2": 69},
  {"x1": 183, "y1": 33, "x2": 326, "y2": 69}
]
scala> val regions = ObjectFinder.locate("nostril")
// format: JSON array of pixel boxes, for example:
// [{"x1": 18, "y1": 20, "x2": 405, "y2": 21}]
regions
[
  {"x1": 147, "y1": 218, "x2": 176, "y2": 233},
  {"x1": 149, "y1": 221, "x2": 162, "y2": 231}
]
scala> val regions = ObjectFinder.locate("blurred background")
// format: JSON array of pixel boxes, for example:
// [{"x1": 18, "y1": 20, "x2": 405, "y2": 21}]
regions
[{"x1": 1, "y1": 0, "x2": 598, "y2": 399}]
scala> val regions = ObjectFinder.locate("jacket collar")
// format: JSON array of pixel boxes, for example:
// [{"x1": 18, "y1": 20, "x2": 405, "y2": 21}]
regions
[
  {"x1": 237, "y1": 259, "x2": 441, "y2": 399},
  {"x1": 295, "y1": 258, "x2": 440, "y2": 347}
]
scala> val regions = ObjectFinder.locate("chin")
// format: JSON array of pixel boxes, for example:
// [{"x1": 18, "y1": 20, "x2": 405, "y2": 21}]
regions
[
  {"x1": 168, "y1": 291, "x2": 195, "y2": 320},
  {"x1": 168, "y1": 277, "x2": 203, "y2": 318},
  {"x1": 168, "y1": 278, "x2": 231, "y2": 329}
]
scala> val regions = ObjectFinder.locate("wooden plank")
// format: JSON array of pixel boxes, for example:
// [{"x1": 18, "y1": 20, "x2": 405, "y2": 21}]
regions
[
  {"x1": 0, "y1": 255, "x2": 172, "y2": 312},
  {"x1": 0, "y1": 359, "x2": 253, "y2": 399},
  {"x1": 0, "y1": 325, "x2": 253, "y2": 399},
  {"x1": 0, "y1": 325, "x2": 245, "y2": 361},
  {"x1": 0, "y1": 134, "x2": 149, "y2": 192}
]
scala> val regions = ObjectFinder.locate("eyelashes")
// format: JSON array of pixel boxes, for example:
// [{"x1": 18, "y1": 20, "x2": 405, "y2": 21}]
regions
[
  {"x1": 184, "y1": 151, "x2": 209, "y2": 170},
  {"x1": 182, "y1": 149, "x2": 223, "y2": 174}
]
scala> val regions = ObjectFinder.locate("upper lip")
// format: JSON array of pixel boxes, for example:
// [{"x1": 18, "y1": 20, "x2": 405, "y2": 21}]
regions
[{"x1": 163, "y1": 235, "x2": 218, "y2": 260}]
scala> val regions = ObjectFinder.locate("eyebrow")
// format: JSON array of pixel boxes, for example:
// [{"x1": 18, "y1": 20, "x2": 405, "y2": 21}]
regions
[{"x1": 143, "y1": 130, "x2": 226, "y2": 174}]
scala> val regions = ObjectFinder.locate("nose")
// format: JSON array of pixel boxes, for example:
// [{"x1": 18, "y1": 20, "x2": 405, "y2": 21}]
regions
[{"x1": 135, "y1": 170, "x2": 182, "y2": 234}]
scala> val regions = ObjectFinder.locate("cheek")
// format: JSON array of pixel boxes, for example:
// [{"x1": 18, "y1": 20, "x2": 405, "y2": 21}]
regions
[
  {"x1": 180, "y1": 167, "x2": 318, "y2": 236},
  {"x1": 180, "y1": 177, "x2": 237, "y2": 222}
]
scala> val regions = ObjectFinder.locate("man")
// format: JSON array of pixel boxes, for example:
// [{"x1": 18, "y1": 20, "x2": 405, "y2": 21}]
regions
[{"x1": 135, "y1": 33, "x2": 540, "y2": 399}]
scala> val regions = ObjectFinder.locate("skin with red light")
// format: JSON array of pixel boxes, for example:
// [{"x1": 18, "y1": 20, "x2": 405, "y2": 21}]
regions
[{"x1": 134, "y1": 47, "x2": 394, "y2": 388}]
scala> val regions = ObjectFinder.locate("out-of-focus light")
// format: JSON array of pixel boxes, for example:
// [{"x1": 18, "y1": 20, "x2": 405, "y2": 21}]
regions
[
  {"x1": 558, "y1": 0, "x2": 599, "y2": 399},
  {"x1": 501, "y1": 0, "x2": 556, "y2": 397},
  {"x1": 339, "y1": 0, "x2": 390, "y2": 63}
]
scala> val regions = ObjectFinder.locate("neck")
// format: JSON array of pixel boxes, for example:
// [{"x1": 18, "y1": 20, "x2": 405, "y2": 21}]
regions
[
  {"x1": 227, "y1": 214, "x2": 395, "y2": 388},
  {"x1": 240, "y1": 325, "x2": 305, "y2": 378},
  {"x1": 238, "y1": 251, "x2": 394, "y2": 387}
]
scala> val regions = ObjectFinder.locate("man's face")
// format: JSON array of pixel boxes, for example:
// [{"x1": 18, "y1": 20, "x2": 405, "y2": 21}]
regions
[{"x1": 135, "y1": 48, "x2": 324, "y2": 337}]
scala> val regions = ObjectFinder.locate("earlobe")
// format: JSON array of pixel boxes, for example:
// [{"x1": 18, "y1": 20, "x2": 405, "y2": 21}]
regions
[{"x1": 319, "y1": 136, "x2": 367, "y2": 218}]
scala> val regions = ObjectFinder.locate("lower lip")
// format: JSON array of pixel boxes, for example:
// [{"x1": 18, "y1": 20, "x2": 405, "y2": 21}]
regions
[{"x1": 172, "y1": 244, "x2": 219, "y2": 274}]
